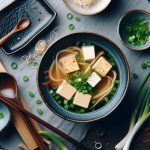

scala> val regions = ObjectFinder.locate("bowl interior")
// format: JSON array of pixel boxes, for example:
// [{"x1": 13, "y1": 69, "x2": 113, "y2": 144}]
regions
[
  {"x1": 38, "y1": 33, "x2": 129, "y2": 122},
  {"x1": 119, "y1": 10, "x2": 150, "y2": 51},
  {"x1": 63, "y1": 0, "x2": 111, "y2": 15},
  {"x1": 0, "y1": 102, "x2": 11, "y2": 131}
]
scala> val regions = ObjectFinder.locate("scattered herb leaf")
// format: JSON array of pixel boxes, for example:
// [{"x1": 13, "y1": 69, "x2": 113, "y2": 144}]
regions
[
  {"x1": 67, "y1": 13, "x2": 73, "y2": 20},
  {"x1": 141, "y1": 63, "x2": 147, "y2": 69},
  {"x1": 32, "y1": 61, "x2": 39, "y2": 67},
  {"x1": 36, "y1": 99, "x2": 42, "y2": 105},
  {"x1": 28, "y1": 91, "x2": 35, "y2": 98},
  {"x1": 124, "y1": 17, "x2": 150, "y2": 46},
  {"x1": 75, "y1": 17, "x2": 80, "y2": 22},
  {"x1": 23, "y1": 75, "x2": 29, "y2": 82},
  {"x1": 68, "y1": 24, "x2": 74, "y2": 30},
  {"x1": 37, "y1": 108, "x2": 43, "y2": 115},
  {"x1": 132, "y1": 73, "x2": 138, "y2": 79},
  {"x1": 11, "y1": 62, "x2": 18, "y2": 69}
]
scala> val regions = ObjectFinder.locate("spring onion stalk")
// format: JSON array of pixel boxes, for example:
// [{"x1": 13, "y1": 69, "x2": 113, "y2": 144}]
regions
[
  {"x1": 115, "y1": 72, "x2": 150, "y2": 150},
  {"x1": 39, "y1": 130, "x2": 68, "y2": 150}
]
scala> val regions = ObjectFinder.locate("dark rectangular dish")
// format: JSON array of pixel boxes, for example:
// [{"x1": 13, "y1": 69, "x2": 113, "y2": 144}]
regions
[{"x1": 0, "y1": 0, "x2": 56, "y2": 54}]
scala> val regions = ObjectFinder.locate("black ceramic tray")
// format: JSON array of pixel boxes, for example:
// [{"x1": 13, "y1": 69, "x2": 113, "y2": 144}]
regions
[{"x1": 0, "y1": 0, "x2": 56, "y2": 54}]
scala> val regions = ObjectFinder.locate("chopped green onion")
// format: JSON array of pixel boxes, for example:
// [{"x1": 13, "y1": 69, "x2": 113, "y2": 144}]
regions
[
  {"x1": 70, "y1": 104, "x2": 74, "y2": 108},
  {"x1": 104, "y1": 97, "x2": 109, "y2": 103},
  {"x1": 114, "y1": 80, "x2": 120, "y2": 85},
  {"x1": 67, "y1": 13, "x2": 73, "y2": 20},
  {"x1": 92, "y1": 100, "x2": 97, "y2": 105},
  {"x1": 36, "y1": 99, "x2": 42, "y2": 104},
  {"x1": 0, "y1": 112, "x2": 4, "y2": 119},
  {"x1": 55, "y1": 95, "x2": 60, "y2": 100},
  {"x1": 75, "y1": 17, "x2": 80, "y2": 22},
  {"x1": 68, "y1": 24, "x2": 74, "y2": 30},
  {"x1": 80, "y1": 109, "x2": 85, "y2": 113},
  {"x1": 132, "y1": 73, "x2": 138, "y2": 79},
  {"x1": 32, "y1": 61, "x2": 39, "y2": 67},
  {"x1": 11, "y1": 62, "x2": 18, "y2": 69},
  {"x1": 28, "y1": 91, "x2": 35, "y2": 98},
  {"x1": 23, "y1": 75, "x2": 29, "y2": 82},
  {"x1": 58, "y1": 101, "x2": 62, "y2": 105},
  {"x1": 64, "y1": 105, "x2": 69, "y2": 110},
  {"x1": 64, "y1": 100, "x2": 68, "y2": 105},
  {"x1": 37, "y1": 108, "x2": 43, "y2": 115},
  {"x1": 141, "y1": 63, "x2": 147, "y2": 69}
]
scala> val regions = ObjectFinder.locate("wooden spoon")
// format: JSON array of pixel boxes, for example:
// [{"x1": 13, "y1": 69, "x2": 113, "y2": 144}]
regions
[
  {"x1": 0, "y1": 18, "x2": 30, "y2": 46},
  {"x1": 0, "y1": 72, "x2": 48, "y2": 150},
  {"x1": 0, "y1": 72, "x2": 91, "y2": 150}
]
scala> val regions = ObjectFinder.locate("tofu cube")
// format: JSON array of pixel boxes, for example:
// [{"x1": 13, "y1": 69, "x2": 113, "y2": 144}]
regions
[
  {"x1": 59, "y1": 54, "x2": 80, "y2": 74},
  {"x1": 87, "y1": 72, "x2": 101, "y2": 87},
  {"x1": 92, "y1": 57, "x2": 112, "y2": 77},
  {"x1": 56, "y1": 80, "x2": 76, "y2": 100},
  {"x1": 82, "y1": 46, "x2": 95, "y2": 61},
  {"x1": 73, "y1": 92, "x2": 92, "y2": 108}
]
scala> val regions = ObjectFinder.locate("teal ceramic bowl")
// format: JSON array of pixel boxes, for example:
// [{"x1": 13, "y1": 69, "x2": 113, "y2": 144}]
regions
[
  {"x1": 118, "y1": 10, "x2": 150, "y2": 51},
  {"x1": 0, "y1": 102, "x2": 11, "y2": 132},
  {"x1": 37, "y1": 32, "x2": 130, "y2": 122}
]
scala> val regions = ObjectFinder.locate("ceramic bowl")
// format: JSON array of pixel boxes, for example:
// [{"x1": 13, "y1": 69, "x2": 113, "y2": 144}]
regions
[
  {"x1": 118, "y1": 10, "x2": 150, "y2": 51},
  {"x1": 0, "y1": 102, "x2": 11, "y2": 132},
  {"x1": 63, "y1": 0, "x2": 111, "y2": 16},
  {"x1": 37, "y1": 32, "x2": 129, "y2": 122}
]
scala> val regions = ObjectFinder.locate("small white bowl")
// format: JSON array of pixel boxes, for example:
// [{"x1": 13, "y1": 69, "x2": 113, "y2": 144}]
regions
[{"x1": 63, "y1": 0, "x2": 111, "y2": 16}]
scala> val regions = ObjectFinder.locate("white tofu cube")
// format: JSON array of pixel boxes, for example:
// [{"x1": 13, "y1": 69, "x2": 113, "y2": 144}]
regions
[
  {"x1": 92, "y1": 57, "x2": 112, "y2": 77},
  {"x1": 87, "y1": 72, "x2": 101, "y2": 87},
  {"x1": 73, "y1": 92, "x2": 92, "y2": 108},
  {"x1": 82, "y1": 46, "x2": 95, "y2": 61},
  {"x1": 59, "y1": 54, "x2": 79, "y2": 74},
  {"x1": 56, "y1": 80, "x2": 76, "y2": 100}
]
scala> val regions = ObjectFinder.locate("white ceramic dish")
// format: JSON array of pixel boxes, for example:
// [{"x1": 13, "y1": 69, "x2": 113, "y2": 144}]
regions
[{"x1": 63, "y1": 0, "x2": 111, "y2": 16}]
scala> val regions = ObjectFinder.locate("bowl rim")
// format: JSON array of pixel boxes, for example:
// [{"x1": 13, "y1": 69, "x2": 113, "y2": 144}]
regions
[
  {"x1": 117, "y1": 9, "x2": 150, "y2": 51},
  {"x1": 37, "y1": 32, "x2": 130, "y2": 122},
  {"x1": 63, "y1": 0, "x2": 111, "y2": 16}
]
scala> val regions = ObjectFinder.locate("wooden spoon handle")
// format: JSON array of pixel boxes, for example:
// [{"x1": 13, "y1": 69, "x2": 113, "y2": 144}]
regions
[
  {"x1": 17, "y1": 97, "x2": 48, "y2": 150},
  {"x1": 0, "y1": 95, "x2": 91, "y2": 150},
  {"x1": 0, "y1": 30, "x2": 15, "y2": 46}
]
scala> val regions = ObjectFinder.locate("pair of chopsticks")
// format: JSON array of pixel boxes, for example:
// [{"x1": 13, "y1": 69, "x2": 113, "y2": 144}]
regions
[{"x1": 0, "y1": 95, "x2": 91, "y2": 150}]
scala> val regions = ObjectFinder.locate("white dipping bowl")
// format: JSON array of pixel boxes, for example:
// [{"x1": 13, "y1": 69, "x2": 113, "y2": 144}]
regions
[{"x1": 63, "y1": 0, "x2": 111, "y2": 16}]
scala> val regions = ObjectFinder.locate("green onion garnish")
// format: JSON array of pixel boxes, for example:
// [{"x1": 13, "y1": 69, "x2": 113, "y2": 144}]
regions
[
  {"x1": 68, "y1": 24, "x2": 74, "y2": 30},
  {"x1": 75, "y1": 17, "x2": 80, "y2": 22},
  {"x1": 67, "y1": 13, "x2": 73, "y2": 20},
  {"x1": 141, "y1": 63, "x2": 147, "y2": 69},
  {"x1": 37, "y1": 108, "x2": 43, "y2": 115},
  {"x1": 23, "y1": 75, "x2": 29, "y2": 82},
  {"x1": 11, "y1": 62, "x2": 18, "y2": 69},
  {"x1": 29, "y1": 91, "x2": 35, "y2": 98},
  {"x1": 36, "y1": 99, "x2": 42, "y2": 104},
  {"x1": 132, "y1": 73, "x2": 138, "y2": 79}
]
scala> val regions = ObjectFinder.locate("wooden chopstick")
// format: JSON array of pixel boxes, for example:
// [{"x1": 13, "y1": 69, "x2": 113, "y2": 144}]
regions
[
  {"x1": 0, "y1": 95, "x2": 91, "y2": 150},
  {"x1": 17, "y1": 96, "x2": 48, "y2": 150}
]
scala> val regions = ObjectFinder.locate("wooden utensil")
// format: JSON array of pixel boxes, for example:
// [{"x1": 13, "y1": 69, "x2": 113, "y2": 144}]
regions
[
  {"x1": 0, "y1": 62, "x2": 50, "y2": 150},
  {"x1": 0, "y1": 72, "x2": 48, "y2": 150},
  {"x1": 0, "y1": 72, "x2": 91, "y2": 150},
  {"x1": 0, "y1": 18, "x2": 30, "y2": 46}
]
